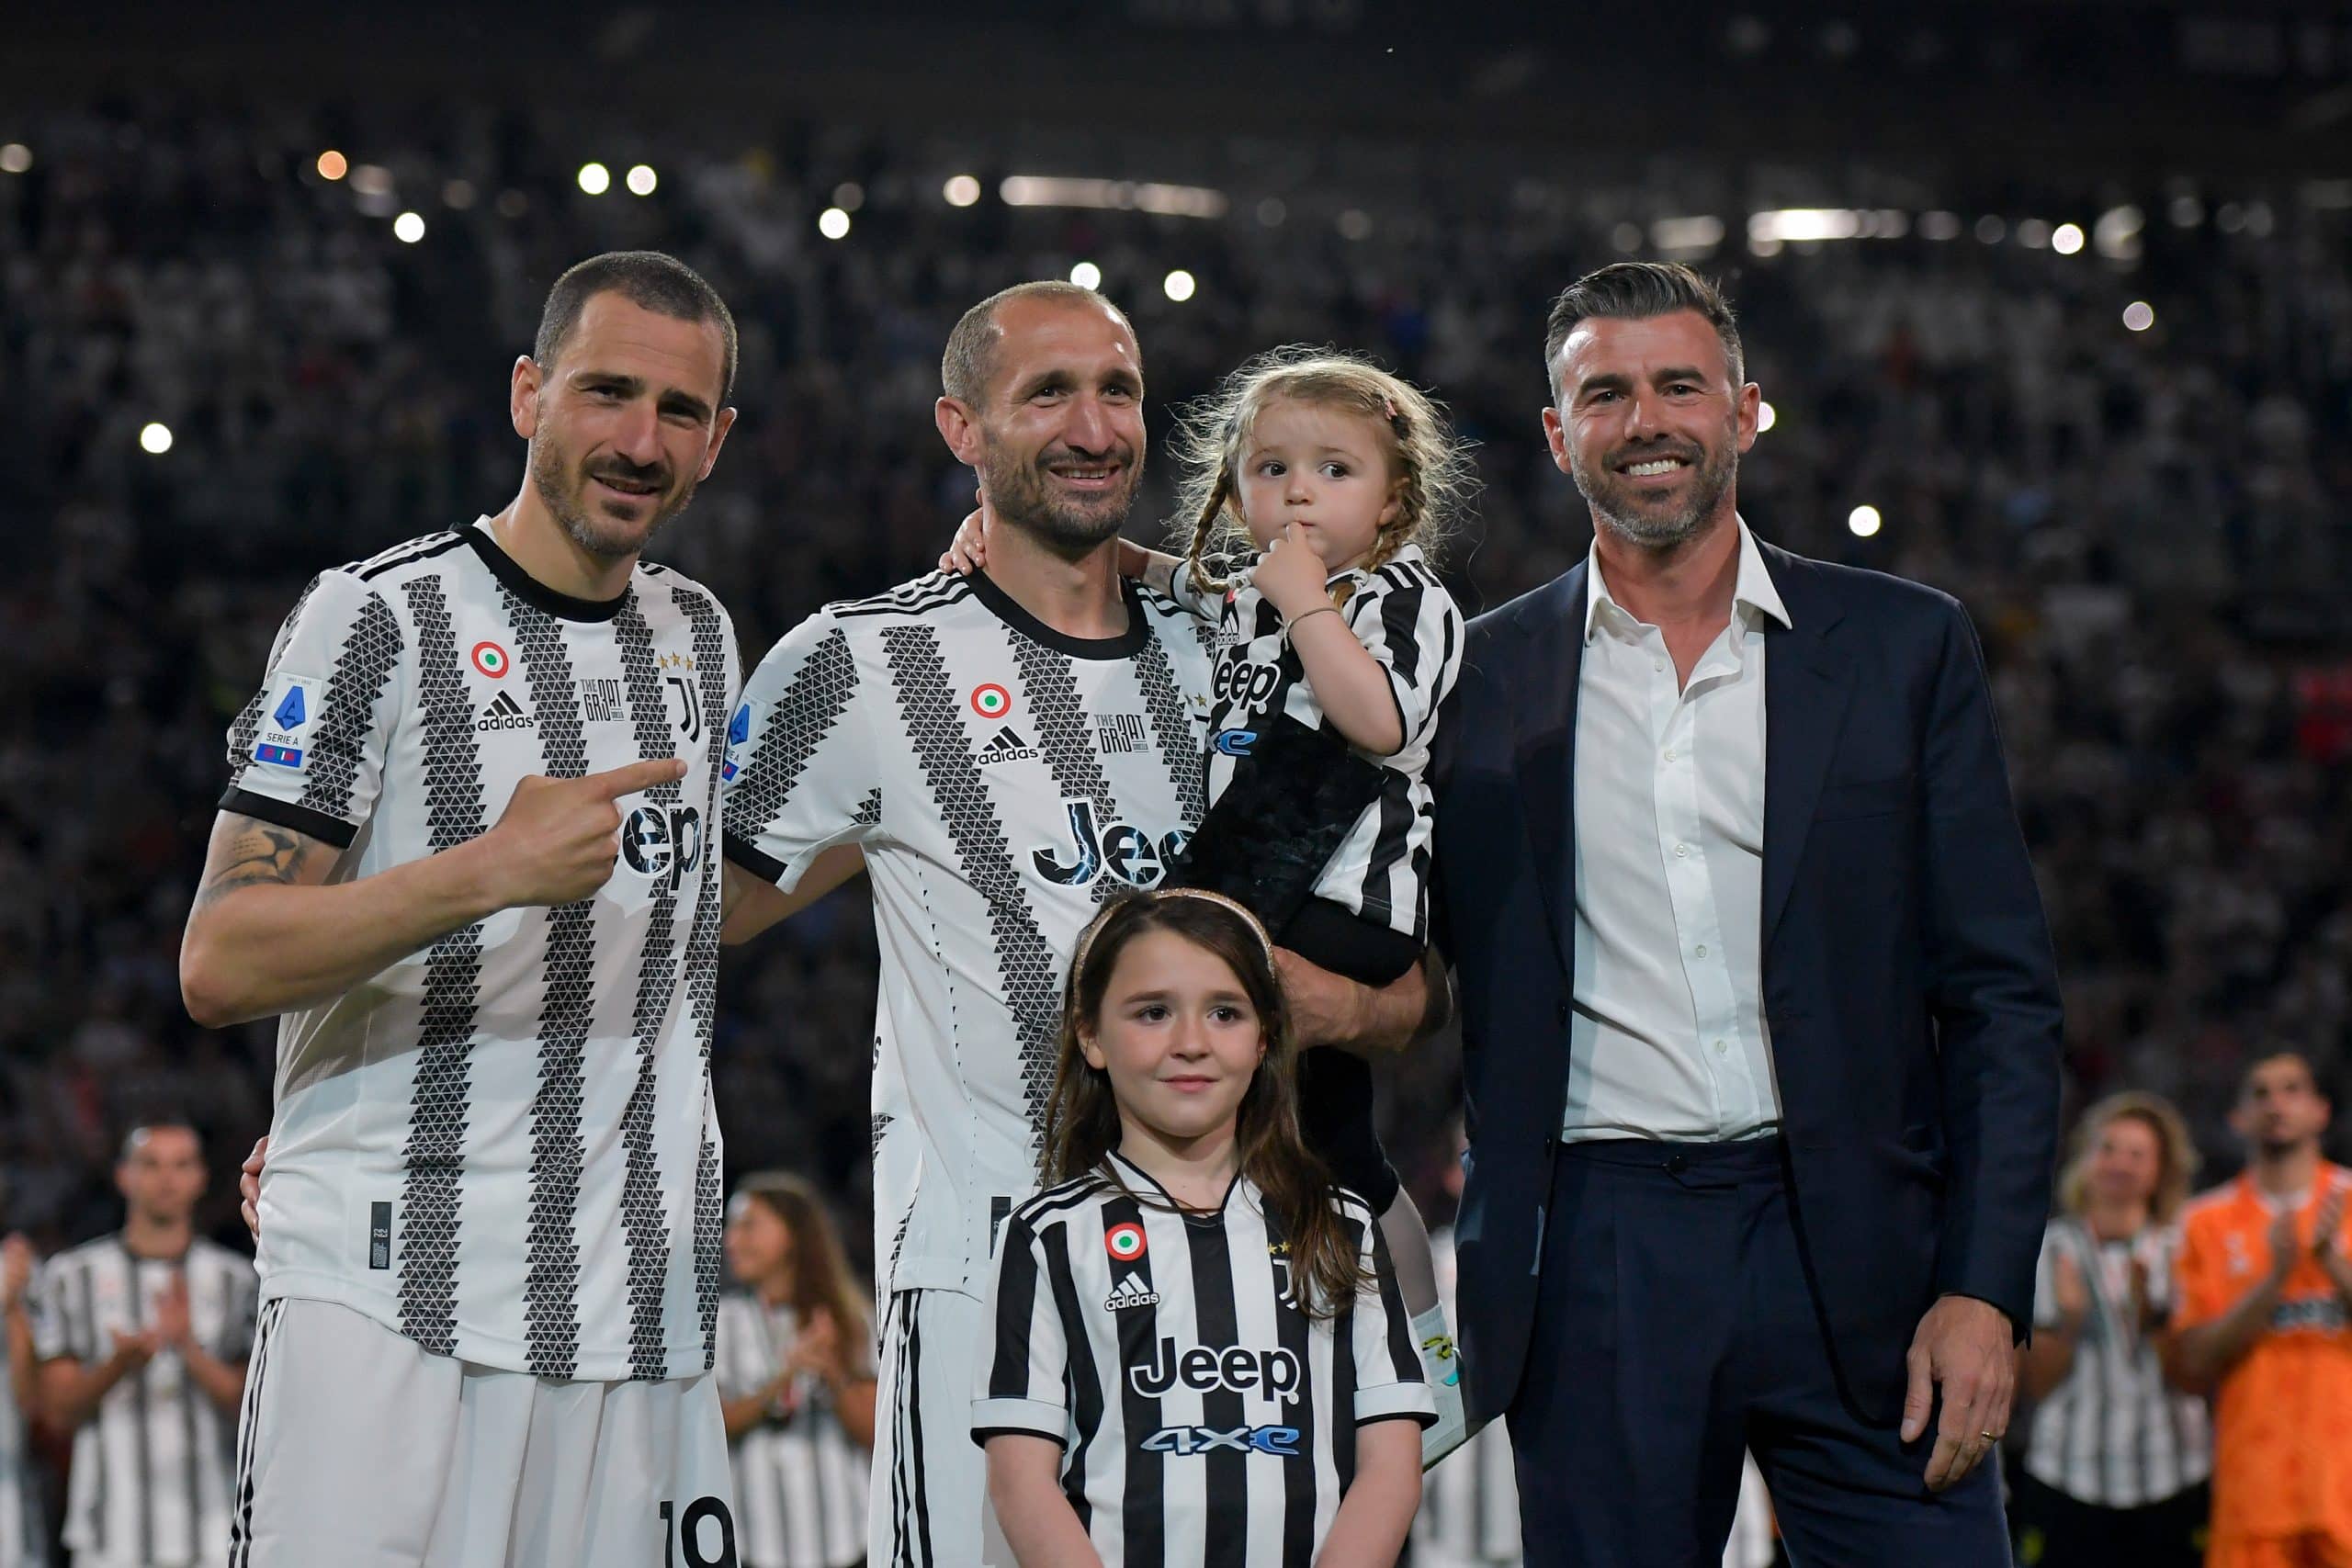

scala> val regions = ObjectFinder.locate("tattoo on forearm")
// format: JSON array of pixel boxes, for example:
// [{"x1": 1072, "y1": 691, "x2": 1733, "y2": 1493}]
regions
[{"x1": 195, "y1": 819, "x2": 317, "y2": 910}]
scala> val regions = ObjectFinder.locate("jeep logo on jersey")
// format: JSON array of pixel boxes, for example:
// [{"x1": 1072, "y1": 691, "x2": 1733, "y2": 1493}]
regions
[
  {"x1": 620, "y1": 804, "x2": 704, "y2": 892},
  {"x1": 1033, "y1": 799, "x2": 1191, "y2": 889},
  {"x1": 1211, "y1": 653, "x2": 1281, "y2": 711},
  {"x1": 1128, "y1": 1337, "x2": 1303, "y2": 1405}
]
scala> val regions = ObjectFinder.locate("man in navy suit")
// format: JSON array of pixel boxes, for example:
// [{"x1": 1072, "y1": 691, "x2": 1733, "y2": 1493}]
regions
[{"x1": 1432, "y1": 262, "x2": 2063, "y2": 1565}]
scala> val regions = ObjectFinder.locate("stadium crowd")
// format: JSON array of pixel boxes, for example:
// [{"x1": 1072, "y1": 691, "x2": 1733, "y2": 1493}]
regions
[{"x1": 0, "y1": 107, "x2": 2348, "y2": 1559}]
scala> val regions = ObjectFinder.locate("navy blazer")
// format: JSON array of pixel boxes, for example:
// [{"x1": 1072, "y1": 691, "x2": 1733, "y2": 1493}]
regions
[{"x1": 1431, "y1": 540, "x2": 2064, "y2": 1427}]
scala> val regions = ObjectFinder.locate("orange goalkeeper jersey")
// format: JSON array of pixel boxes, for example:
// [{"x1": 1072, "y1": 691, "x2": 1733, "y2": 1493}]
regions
[{"x1": 2174, "y1": 1165, "x2": 2352, "y2": 1547}]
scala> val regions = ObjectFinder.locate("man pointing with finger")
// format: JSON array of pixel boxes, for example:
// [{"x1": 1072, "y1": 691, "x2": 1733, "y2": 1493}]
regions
[{"x1": 179, "y1": 251, "x2": 747, "y2": 1568}]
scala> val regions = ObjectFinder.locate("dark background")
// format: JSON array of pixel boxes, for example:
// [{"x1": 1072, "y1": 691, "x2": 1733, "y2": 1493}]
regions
[{"x1": 3, "y1": 0, "x2": 2348, "y2": 1286}]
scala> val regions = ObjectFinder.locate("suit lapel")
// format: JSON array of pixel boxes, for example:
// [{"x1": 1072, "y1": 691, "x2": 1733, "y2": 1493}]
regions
[
  {"x1": 1511, "y1": 564, "x2": 1588, "y2": 985},
  {"x1": 1760, "y1": 545, "x2": 1854, "y2": 950}
]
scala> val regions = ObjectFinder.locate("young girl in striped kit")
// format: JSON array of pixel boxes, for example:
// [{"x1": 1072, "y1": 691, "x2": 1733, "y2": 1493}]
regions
[
  {"x1": 974, "y1": 890, "x2": 1430, "y2": 1567},
  {"x1": 948, "y1": 349, "x2": 1475, "y2": 1460}
]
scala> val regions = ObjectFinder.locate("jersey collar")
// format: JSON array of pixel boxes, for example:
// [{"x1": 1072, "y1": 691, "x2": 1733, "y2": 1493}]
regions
[
  {"x1": 463, "y1": 517, "x2": 632, "y2": 623},
  {"x1": 1108, "y1": 1149, "x2": 1246, "y2": 1219},
  {"x1": 966, "y1": 568, "x2": 1150, "y2": 660}
]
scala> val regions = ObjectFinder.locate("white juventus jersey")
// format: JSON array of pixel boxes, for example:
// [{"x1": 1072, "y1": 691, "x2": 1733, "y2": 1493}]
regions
[
  {"x1": 723, "y1": 570, "x2": 1216, "y2": 1297},
  {"x1": 29, "y1": 1238, "x2": 257, "y2": 1567},
  {"x1": 715, "y1": 1293, "x2": 870, "y2": 1568},
  {"x1": 1182, "y1": 545, "x2": 1462, "y2": 941},
  {"x1": 220, "y1": 518, "x2": 740, "y2": 1381},
  {"x1": 2025, "y1": 1217, "x2": 2212, "y2": 1506},
  {"x1": 1, "y1": 1311, "x2": 44, "y2": 1568},
  {"x1": 975, "y1": 1158, "x2": 1432, "y2": 1566}
]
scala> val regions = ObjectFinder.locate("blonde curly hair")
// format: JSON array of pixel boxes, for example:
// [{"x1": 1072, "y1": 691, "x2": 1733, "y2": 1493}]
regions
[{"x1": 1172, "y1": 346, "x2": 1476, "y2": 592}]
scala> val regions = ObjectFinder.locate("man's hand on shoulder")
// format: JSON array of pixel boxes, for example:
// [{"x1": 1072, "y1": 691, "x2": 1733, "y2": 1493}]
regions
[{"x1": 1900, "y1": 1294, "x2": 2015, "y2": 1492}]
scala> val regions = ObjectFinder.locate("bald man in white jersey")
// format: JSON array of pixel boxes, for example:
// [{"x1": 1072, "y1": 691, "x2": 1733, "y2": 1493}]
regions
[{"x1": 718, "y1": 282, "x2": 1442, "y2": 1567}]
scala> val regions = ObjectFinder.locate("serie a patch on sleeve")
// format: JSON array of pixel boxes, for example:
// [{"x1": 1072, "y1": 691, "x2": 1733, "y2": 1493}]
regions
[{"x1": 253, "y1": 673, "x2": 322, "y2": 770}]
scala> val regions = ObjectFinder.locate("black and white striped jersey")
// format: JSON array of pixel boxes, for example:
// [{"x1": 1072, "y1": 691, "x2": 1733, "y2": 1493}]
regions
[
  {"x1": 218, "y1": 518, "x2": 739, "y2": 1382},
  {"x1": 973, "y1": 1157, "x2": 1433, "y2": 1565},
  {"x1": 28, "y1": 1237, "x2": 256, "y2": 1566},
  {"x1": 2025, "y1": 1217, "x2": 2212, "y2": 1507},
  {"x1": 722, "y1": 570, "x2": 1216, "y2": 1298},
  {"x1": 1180, "y1": 544, "x2": 1462, "y2": 942},
  {"x1": 714, "y1": 1292, "x2": 870, "y2": 1568}
]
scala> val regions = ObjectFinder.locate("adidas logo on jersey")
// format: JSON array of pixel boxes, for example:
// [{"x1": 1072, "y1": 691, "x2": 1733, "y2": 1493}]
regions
[
  {"x1": 1104, "y1": 1272, "x2": 1160, "y2": 1313},
  {"x1": 476, "y1": 691, "x2": 536, "y2": 732},
  {"x1": 975, "y1": 725, "x2": 1038, "y2": 766}
]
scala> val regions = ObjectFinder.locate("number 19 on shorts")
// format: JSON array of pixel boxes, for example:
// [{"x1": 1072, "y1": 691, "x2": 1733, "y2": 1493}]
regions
[{"x1": 659, "y1": 1497, "x2": 737, "y2": 1568}]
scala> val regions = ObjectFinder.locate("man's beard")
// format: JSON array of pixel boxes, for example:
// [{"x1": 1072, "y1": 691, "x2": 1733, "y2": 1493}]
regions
[
  {"x1": 530, "y1": 436, "x2": 699, "y2": 560},
  {"x1": 978, "y1": 438, "x2": 1142, "y2": 557},
  {"x1": 1570, "y1": 433, "x2": 1736, "y2": 549}
]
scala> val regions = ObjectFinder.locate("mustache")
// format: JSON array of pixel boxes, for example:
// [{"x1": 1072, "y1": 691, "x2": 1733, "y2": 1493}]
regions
[
  {"x1": 588, "y1": 457, "x2": 673, "y2": 487},
  {"x1": 1036, "y1": 442, "x2": 1138, "y2": 470},
  {"x1": 1605, "y1": 440, "x2": 1705, "y2": 470}
]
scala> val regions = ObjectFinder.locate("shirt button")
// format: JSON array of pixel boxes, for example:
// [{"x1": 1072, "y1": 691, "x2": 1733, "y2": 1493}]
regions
[
  {"x1": 1662, "y1": 747, "x2": 1677, "y2": 761},
  {"x1": 1714, "y1": 1039, "x2": 1728, "y2": 1056},
  {"x1": 1696, "y1": 944, "x2": 1710, "y2": 958},
  {"x1": 1674, "y1": 843, "x2": 1689, "y2": 858},
  {"x1": 1654, "y1": 660, "x2": 1667, "y2": 673}
]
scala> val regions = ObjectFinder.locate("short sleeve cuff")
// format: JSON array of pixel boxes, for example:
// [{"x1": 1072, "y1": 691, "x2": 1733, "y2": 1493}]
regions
[
  {"x1": 721, "y1": 831, "x2": 791, "y2": 887},
  {"x1": 218, "y1": 787, "x2": 360, "y2": 851},
  {"x1": 972, "y1": 1396, "x2": 1069, "y2": 1449},
  {"x1": 1352, "y1": 1380, "x2": 1438, "y2": 1427}
]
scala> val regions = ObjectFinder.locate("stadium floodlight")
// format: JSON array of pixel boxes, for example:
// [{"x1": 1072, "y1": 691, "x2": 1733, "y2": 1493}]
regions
[
  {"x1": 314, "y1": 150, "x2": 347, "y2": 181},
  {"x1": 943, "y1": 174, "x2": 981, "y2": 208},
  {"x1": 2122, "y1": 301, "x2": 2155, "y2": 333},
  {"x1": 2016, "y1": 219, "x2": 2052, "y2": 249},
  {"x1": 577, "y1": 163, "x2": 612, "y2": 196},
  {"x1": 626, "y1": 164, "x2": 658, "y2": 197},
  {"x1": 997, "y1": 175, "x2": 1227, "y2": 220},
  {"x1": 392, "y1": 211, "x2": 426, "y2": 243},
  {"x1": 1650, "y1": 216, "x2": 1725, "y2": 254},
  {"x1": 2094, "y1": 205, "x2": 2143, "y2": 261},
  {"x1": 0, "y1": 143, "x2": 30, "y2": 175},
  {"x1": 443, "y1": 179, "x2": 476, "y2": 209},
  {"x1": 1069, "y1": 261, "x2": 1102, "y2": 289},
  {"x1": 833, "y1": 182, "x2": 865, "y2": 211},
  {"x1": 1757, "y1": 401, "x2": 1777, "y2": 434},
  {"x1": 1975, "y1": 215, "x2": 2007, "y2": 243},
  {"x1": 2052, "y1": 222, "x2": 2086, "y2": 255},
  {"x1": 140, "y1": 422, "x2": 174, "y2": 455},
  {"x1": 1918, "y1": 211, "x2": 1962, "y2": 241},
  {"x1": 1747, "y1": 209, "x2": 1860, "y2": 243},
  {"x1": 818, "y1": 207, "x2": 852, "y2": 241},
  {"x1": 1163, "y1": 269, "x2": 1197, "y2": 303},
  {"x1": 1848, "y1": 504, "x2": 1882, "y2": 537}
]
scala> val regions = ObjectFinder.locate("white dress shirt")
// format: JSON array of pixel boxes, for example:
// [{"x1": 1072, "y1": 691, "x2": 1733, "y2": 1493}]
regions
[{"x1": 1565, "y1": 516, "x2": 1789, "y2": 1143}]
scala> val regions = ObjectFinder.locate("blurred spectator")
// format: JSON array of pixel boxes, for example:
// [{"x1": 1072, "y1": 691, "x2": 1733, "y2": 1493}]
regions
[
  {"x1": 28, "y1": 1122, "x2": 254, "y2": 1568},
  {"x1": 2167, "y1": 1056, "x2": 2352, "y2": 1568},
  {"x1": 718, "y1": 1172, "x2": 875, "y2": 1568},
  {"x1": 3, "y1": 1231, "x2": 49, "y2": 1567},
  {"x1": 2014, "y1": 1093, "x2": 2211, "y2": 1567}
]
